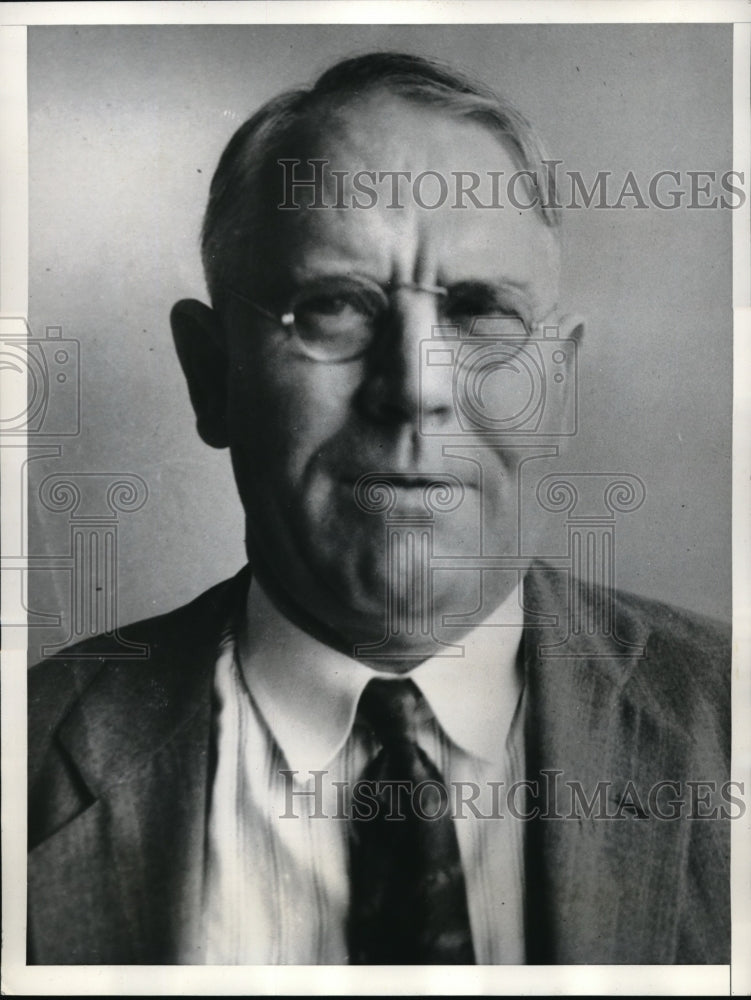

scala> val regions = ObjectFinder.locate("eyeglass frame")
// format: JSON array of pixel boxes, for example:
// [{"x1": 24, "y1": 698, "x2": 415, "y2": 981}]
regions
[{"x1": 226, "y1": 275, "x2": 559, "y2": 363}]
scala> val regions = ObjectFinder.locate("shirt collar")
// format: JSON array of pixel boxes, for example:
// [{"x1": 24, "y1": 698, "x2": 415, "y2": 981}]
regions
[{"x1": 237, "y1": 578, "x2": 524, "y2": 773}]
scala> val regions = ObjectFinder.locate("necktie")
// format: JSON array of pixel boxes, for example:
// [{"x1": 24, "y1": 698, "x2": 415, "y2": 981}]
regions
[{"x1": 347, "y1": 678, "x2": 476, "y2": 964}]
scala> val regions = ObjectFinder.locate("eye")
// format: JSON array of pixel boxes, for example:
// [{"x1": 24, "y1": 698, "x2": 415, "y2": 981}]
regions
[
  {"x1": 443, "y1": 282, "x2": 526, "y2": 335},
  {"x1": 293, "y1": 282, "x2": 383, "y2": 330},
  {"x1": 297, "y1": 293, "x2": 355, "y2": 318}
]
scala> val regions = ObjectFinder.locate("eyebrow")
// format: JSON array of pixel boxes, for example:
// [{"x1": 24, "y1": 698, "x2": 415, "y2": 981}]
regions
[
  {"x1": 439, "y1": 277, "x2": 531, "y2": 293},
  {"x1": 261, "y1": 269, "x2": 538, "y2": 316},
  {"x1": 379, "y1": 274, "x2": 534, "y2": 302},
  {"x1": 286, "y1": 264, "x2": 532, "y2": 287},
  {"x1": 439, "y1": 278, "x2": 535, "y2": 312}
]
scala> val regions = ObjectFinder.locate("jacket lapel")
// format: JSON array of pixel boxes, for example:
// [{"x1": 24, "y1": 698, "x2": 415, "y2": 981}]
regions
[
  {"x1": 521, "y1": 564, "x2": 692, "y2": 963},
  {"x1": 29, "y1": 562, "x2": 713, "y2": 963},
  {"x1": 28, "y1": 570, "x2": 250, "y2": 964}
]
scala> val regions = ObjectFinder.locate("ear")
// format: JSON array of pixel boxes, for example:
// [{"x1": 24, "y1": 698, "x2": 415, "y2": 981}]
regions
[
  {"x1": 170, "y1": 298, "x2": 229, "y2": 449},
  {"x1": 556, "y1": 312, "x2": 585, "y2": 346}
]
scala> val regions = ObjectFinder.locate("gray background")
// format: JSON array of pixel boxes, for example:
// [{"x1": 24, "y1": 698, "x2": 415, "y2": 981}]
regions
[{"x1": 26, "y1": 24, "x2": 733, "y2": 662}]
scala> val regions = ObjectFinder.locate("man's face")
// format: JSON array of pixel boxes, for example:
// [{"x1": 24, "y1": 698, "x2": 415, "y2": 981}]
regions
[{"x1": 219, "y1": 95, "x2": 569, "y2": 657}]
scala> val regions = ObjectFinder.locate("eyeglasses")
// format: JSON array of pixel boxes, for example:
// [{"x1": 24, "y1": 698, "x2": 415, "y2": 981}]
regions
[{"x1": 228, "y1": 274, "x2": 555, "y2": 363}]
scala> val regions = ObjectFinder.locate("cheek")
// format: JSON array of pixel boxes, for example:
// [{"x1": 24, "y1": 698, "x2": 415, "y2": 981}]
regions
[{"x1": 226, "y1": 356, "x2": 360, "y2": 485}]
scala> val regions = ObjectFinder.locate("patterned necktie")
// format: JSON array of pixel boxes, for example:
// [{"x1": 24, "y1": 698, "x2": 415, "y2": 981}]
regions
[{"x1": 347, "y1": 677, "x2": 476, "y2": 964}]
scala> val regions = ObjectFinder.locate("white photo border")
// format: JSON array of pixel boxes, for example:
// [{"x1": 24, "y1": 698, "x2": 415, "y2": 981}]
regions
[{"x1": 2, "y1": 2, "x2": 749, "y2": 995}]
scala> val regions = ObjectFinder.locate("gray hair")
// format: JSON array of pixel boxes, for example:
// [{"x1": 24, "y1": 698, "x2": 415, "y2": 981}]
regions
[{"x1": 201, "y1": 51, "x2": 561, "y2": 307}]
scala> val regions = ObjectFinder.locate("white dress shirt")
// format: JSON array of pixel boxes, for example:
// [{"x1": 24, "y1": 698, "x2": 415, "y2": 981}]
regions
[{"x1": 195, "y1": 578, "x2": 527, "y2": 964}]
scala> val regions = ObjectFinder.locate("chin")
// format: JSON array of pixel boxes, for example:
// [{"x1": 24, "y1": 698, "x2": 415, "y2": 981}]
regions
[
  {"x1": 299, "y1": 492, "x2": 487, "y2": 602},
  {"x1": 306, "y1": 538, "x2": 458, "y2": 643}
]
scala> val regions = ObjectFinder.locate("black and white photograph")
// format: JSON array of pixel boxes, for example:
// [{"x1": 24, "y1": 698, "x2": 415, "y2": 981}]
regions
[{"x1": 1, "y1": 2, "x2": 749, "y2": 994}]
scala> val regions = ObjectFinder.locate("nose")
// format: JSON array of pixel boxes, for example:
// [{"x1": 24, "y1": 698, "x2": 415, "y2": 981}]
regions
[{"x1": 355, "y1": 289, "x2": 454, "y2": 428}]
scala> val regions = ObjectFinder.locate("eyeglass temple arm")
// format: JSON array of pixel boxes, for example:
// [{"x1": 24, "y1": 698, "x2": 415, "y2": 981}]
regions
[
  {"x1": 230, "y1": 284, "x2": 557, "y2": 334},
  {"x1": 229, "y1": 289, "x2": 294, "y2": 328},
  {"x1": 229, "y1": 281, "x2": 447, "y2": 328}
]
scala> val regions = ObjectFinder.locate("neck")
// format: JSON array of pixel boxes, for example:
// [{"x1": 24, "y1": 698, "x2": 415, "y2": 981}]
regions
[{"x1": 246, "y1": 553, "x2": 524, "y2": 674}]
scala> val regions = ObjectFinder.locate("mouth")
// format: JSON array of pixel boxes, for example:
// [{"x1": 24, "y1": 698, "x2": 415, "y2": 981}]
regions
[
  {"x1": 339, "y1": 471, "x2": 478, "y2": 490},
  {"x1": 376, "y1": 474, "x2": 445, "y2": 488},
  {"x1": 339, "y1": 473, "x2": 474, "y2": 496},
  {"x1": 335, "y1": 470, "x2": 476, "y2": 519}
]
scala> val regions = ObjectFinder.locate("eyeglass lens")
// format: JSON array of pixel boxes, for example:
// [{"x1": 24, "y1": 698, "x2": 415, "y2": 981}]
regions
[{"x1": 289, "y1": 277, "x2": 531, "y2": 360}]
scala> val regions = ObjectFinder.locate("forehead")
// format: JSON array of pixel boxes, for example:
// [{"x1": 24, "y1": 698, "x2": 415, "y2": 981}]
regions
[{"x1": 250, "y1": 94, "x2": 560, "y2": 298}]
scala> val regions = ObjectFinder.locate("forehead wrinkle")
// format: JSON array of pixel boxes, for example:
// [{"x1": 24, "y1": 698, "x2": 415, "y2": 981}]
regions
[
  {"x1": 248, "y1": 96, "x2": 561, "y2": 304},
  {"x1": 254, "y1": 198, "x2": 558, "y2": 308},
  {"x1": 289, "y1": 93, "x2": 530, "y2": 207},
  {"x1": 308, "y1": 91, "x2": 526, "y2": 174}
]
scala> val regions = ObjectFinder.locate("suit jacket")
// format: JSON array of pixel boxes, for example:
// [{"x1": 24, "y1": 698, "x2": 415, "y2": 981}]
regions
[{"x1": 27, "y1": 562, "x2": 731, "y2": 964}]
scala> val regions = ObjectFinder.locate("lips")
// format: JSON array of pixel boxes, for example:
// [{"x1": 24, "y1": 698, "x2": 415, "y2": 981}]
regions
[
  {"x1": 363, "y1": 475, "x2": 448, "y2": 487},
  {"x1": 331, "y1": 470, "x2": 474, "y2": 522},
  {"x1": 339, "y1": 470, "x2": 479, "y2": 490}
]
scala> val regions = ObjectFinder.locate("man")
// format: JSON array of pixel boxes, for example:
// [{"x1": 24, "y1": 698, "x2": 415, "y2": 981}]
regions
[{"x1": 28, "y1": 52, "x2": 730, "y2": 965}]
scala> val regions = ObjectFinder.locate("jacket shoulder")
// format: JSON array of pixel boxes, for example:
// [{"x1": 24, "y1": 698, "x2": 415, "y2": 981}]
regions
[
  {"x1": 28, "y1": 571, "x2": 247, "y2": 785},
  {"x1": 528, "y1": 562, "x2": 730, "y2": 758},
  {"x1": 613, "y1": 584, "x2": 730, "y2": 693},
  {"x1": 610, "y1": 585, "x2": 731, "y2": 761},
  {"x1": 612, "y1": 584, "x2": 730, "y2": 653},
  {"x1": 529, "y1": 560, "x2": 730, "y2": 664}
]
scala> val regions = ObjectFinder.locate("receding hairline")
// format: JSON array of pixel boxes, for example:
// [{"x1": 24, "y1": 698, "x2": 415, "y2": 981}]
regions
[
  {"x1": 266, "y1": 85, "x2": 535, "y2": 163},
  {"x1": 201, "y1": 52, "x2": 562, "y2": 306}
]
